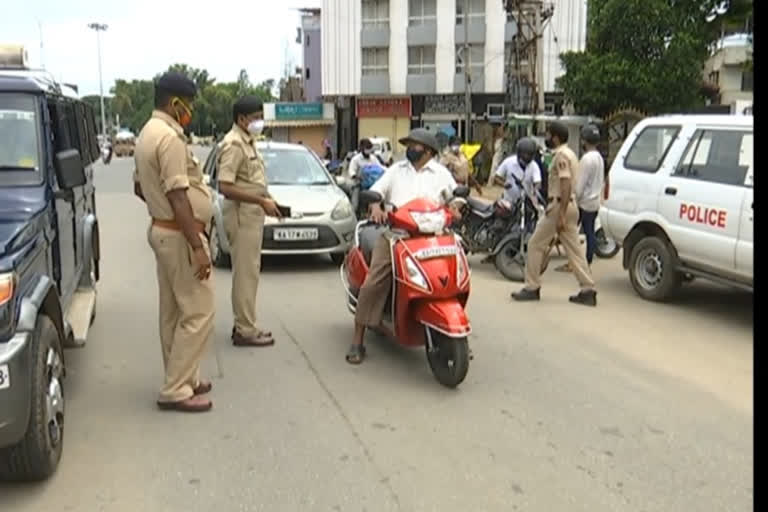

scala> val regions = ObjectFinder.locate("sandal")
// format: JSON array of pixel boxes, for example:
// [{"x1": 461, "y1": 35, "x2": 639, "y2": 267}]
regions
[
  {"x1": 345, "y1": 344, "x2": 366, "y2": 365},
  {"x1": 194, "y1": 381, "x2": 212, "y2": 395}
]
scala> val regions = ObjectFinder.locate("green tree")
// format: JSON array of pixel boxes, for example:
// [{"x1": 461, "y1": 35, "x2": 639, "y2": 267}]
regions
[{"x1": 556, "y1": 0, "x2": 752, "y2": 117}]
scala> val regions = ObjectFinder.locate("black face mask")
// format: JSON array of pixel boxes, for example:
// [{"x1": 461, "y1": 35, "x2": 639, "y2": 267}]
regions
[{"x1": 406, "y1": 147, "x2": 425, "y2": 164}]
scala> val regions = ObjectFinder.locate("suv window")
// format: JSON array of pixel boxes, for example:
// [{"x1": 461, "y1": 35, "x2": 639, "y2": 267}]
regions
[
  {"x1": 0, "y1": 93, "x2": 43, "y2": 186},
  {"x1": 624, "y1": 125, "x2": 680, "y2": 173},
  {"x1": 675, "y1": 129, "x2": 752, "y2": 186}
]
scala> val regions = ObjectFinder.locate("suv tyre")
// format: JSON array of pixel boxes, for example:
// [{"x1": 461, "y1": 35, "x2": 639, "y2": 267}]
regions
[{"x1": 629, "y1": 236, "x2": 682, "y2": 302}]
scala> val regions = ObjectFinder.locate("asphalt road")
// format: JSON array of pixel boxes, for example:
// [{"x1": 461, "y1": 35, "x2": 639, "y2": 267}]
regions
[{"x1": 0, "y1": 150, "x2": 753, "y2": 511}]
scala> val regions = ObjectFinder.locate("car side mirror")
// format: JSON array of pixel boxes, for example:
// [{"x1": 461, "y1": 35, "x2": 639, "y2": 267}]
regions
[
  {"x1": 54, "y1": 149, "x2": 86, "y2": 189},
  {"x1": 453, "y1": 185, "x2": 470, "y2": 198}
]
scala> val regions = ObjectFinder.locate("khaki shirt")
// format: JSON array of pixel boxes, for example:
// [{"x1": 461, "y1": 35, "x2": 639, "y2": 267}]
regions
[
  {"x1": 548, "y1": 144, "x2": 580, "y2": 200},
  {"x1": 440, "y1": 151, "x2": 470, "y2": 184},
  {"x1": 133, "y1": 110, "x2": 212, "y2": 225},
  {"x1": 217, "y1": 123, "x2": 270, "y2": 198}
]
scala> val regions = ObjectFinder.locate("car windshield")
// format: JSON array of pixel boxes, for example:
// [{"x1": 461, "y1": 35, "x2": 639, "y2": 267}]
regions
[
  {"x1": 260, "y1": 147, "x2": 332, "y2": 185},
  {"x1": 0, "y1": 94, "x2": 40, "y2": 173}
]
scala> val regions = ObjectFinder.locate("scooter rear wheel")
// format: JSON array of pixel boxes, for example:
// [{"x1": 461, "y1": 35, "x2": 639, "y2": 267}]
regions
[{"x1": 426, "y1": 330, "x2": 470, "y2": 388}]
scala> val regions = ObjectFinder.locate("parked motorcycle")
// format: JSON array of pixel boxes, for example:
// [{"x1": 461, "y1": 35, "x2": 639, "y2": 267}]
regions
[
  {"x1": 455, "y1": 182, "x2": 543, "y2": 281},
  {"x1": 341, "y1": 186, "x2": 473, "y2": 388}
]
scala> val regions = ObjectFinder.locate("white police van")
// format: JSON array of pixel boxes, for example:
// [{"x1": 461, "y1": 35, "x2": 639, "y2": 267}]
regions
[{"x1": 599, "y1": 114, "x2": 753, "y2": 301}]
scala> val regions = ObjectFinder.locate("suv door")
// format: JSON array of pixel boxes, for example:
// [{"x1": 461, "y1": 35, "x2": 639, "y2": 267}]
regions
[{"x1": 660, "y1": 127, "x2": 751, "y2": 275}]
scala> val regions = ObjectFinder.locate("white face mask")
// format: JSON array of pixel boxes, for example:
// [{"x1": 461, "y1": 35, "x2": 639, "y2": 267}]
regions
[{"x1": 247, "y1": 119, "x2": 264, "y2": 135}]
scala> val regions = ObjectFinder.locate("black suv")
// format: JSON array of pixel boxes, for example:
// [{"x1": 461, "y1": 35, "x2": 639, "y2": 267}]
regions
[{"x1": 0, "y1": 55, "x2": 100, "y2": 481}]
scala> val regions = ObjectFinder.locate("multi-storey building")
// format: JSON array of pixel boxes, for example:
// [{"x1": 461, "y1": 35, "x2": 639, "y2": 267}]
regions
[
  {"x1": 321, "y1": 0, "x2": 586, "y2": 156},
  {"x1": 300, "y1": 8, "x2": 323, "y2": 102}
]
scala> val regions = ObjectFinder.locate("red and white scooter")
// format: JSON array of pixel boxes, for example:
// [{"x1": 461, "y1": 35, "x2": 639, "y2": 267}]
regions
[{"x1": 340, "y1": 187, "x2": 473, "y2": 388}]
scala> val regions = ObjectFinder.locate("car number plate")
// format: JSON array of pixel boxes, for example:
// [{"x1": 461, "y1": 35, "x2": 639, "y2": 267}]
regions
[
  {"x1": 273, "y1": 228, "x2": 319, "y2": 241},
  {"x1": 0, "y1": 364, "x2": 9, "y2": 390}
]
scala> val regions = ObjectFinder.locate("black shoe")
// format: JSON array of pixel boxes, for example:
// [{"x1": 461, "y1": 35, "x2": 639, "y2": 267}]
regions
[
  {"x1": 511, "y1": 288, "x2": 540, "y2": 301},
  {"x1": 569, "y1": 290, "x2": 597, "y2": 307}
]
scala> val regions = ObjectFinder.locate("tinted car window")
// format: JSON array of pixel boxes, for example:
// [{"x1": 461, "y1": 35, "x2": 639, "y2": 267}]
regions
[
  {"x1": 624, "y1": 125, "x2": 680, "y2": 173},
  {"x1": 675, "y1": 129, "x2": 752, "y2": 186},
  {"x1": 0, "y1": 93, "x2": 43, "y2": 185}
]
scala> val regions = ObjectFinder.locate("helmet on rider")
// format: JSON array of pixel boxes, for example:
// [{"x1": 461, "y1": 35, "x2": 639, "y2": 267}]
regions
[
  {"x1": 580, "y1": 124, "x2": 601, "y2": 146},
  {"x1": 516, "y1": 137, "x2": 537, "y2": 167},
  {"x1": 399, "y1": 128, "x2": 441, "y2": 165}
]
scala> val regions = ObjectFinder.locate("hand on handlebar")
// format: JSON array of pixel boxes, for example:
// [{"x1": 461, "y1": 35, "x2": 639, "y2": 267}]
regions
[{"x1": 369, "y1": 203, "x2": 388, "y2": 224}]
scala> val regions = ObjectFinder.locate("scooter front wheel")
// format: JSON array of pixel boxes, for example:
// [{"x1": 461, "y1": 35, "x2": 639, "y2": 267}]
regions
[{"x1": 426, "y1": 330, "x2": 470, "y2": 388}]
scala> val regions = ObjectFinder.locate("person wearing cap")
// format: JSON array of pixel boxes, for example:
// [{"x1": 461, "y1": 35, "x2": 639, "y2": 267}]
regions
[
  {"x1": 345, "y1": 128, "x2": 462, "y2": 364},
  {"x1": 556, "y1": 124, "x2": 605, "y2": 271},
  {"x1": 440, "y1": 136, "x2": 471, "y2": 185},
  {"x1": 133, "y1": 71, "x2": 215, "y2": 412},
  {"x1": 217, "y1": 96, "x2": 283, "y2": 347},
  {"x1": 511, "y1": 121, "x2": 597, "y2": 306}
]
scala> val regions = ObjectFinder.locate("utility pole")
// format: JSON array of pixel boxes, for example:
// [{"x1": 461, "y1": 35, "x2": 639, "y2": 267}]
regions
[
  {"x1": 463, "y1": 0, "x2": 471, "y2": 143},
  {"x1": 87, "y1": 22, "x2": 108, "y2": 139}
]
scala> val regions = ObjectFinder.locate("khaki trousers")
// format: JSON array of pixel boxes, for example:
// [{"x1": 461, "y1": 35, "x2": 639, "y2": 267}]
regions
[
  {"x1": 223, "y1": 200, "x2": 265, "y2": 337},
  {"x1": 525, "y1": 200, "x2": 595, "y2": 291},
  {"x1": 355, "y1": 234, "x2": 392, "y2": 327},
  {"x1": 148, "y1": 225, "x2": 214, "y2": 403}
]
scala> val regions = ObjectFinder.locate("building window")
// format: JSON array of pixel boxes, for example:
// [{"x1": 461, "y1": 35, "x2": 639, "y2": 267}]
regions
[
  {"x1": 409, "y1": 0, "x2": 436, "y2": 26},
  {"x1": 407, "y1": 46, "x2": 436, "y2": 75},
  {"x1": 362, "y1": 0, "x2": 389, "y2": 30},
  {"x1": 305, "y1": 34, "x2": 310, "y2": 46},
  {"x1": 708, "y1": 70, "x2": 720, "y2": 86},
  {"x1": 456, "y1": 44, "x2": 485, "y2": 76},
  {"x1": 305, "y1": 68, "x2": 311, "y2": 80},
  {"x1": 742, "y1": 70, "x2": 753, "y2": 91},
  {"x1": 456, "y1": 0, "x2": 485, "y2": 24},
  {"x1": 362, "y1": 47, "x2": 389, "y2": 76}
]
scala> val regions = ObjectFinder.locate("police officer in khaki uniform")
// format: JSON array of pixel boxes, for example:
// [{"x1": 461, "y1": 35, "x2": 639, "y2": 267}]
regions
[
  {"x1": 440, "y1": 136, "x2": 470, "y2": 185},
  {"x1": 133, "y1": 72, "x2": 215, "y2": 412},
  {"x1": 511, "y1": 121, "x2": 597, "y2": 306},
  {"x1": 217, "y1": 96, "x2": 282, "y2": 347}
]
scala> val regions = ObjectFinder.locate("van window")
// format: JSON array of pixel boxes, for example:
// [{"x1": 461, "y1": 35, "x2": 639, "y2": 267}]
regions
[
  {"x1": 675, "y1": 129, "x2": 752, "y2": 186},
  {"x1": 624, "y1": 125, "x2": 680, "y2": 173}
]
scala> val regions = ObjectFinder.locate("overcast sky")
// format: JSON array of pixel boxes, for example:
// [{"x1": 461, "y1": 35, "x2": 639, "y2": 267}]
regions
[{"x1": 2, "y1": 0, "x2": 321, "y2": 96}]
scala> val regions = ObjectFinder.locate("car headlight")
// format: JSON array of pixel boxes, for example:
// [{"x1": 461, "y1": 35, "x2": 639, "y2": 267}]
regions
[{"x1": 331, "y1": 198, "x2": 354, "y2": 220}]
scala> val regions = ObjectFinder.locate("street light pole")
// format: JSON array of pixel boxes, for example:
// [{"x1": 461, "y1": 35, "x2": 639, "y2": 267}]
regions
[{"x1": 87, "y1": 22, "x2": 108, "y2": 141}]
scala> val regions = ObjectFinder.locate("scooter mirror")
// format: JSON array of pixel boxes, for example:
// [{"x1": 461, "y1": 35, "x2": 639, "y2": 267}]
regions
[{"x1": 453, "y1": 185, "x2": 470, "y2": 198}]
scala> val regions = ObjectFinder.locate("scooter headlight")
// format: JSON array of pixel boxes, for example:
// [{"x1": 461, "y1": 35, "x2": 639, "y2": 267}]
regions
[
  {"x1": 410, "y1": 211, "x2": 447, "y2": 234},
  {"x1": 403, "y1": 255, "x2": 429, "y2": 290}
]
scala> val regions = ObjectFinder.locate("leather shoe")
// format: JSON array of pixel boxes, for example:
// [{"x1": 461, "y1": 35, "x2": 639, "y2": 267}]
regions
[
  {"x1": 233, "y1": 330, "x2": 275, "y2": 347},
  {"x1": 511, "y1": 288, "x2": 541, "y2": 301},
  {"x1": 569, "y1": 290, "x2": 597, "y2": 307}
]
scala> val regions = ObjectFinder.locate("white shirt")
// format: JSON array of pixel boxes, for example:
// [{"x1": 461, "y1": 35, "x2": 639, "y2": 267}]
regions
[
  {"x1": 575, "y1": 150, "x2": 605, "y2": 212},
  {"x1": 494, "y1": 155, "x2": 542, "y2": 203},
  {"x1": 370, "y1": 159, "x2": 457, "y2": 208},
  {"x1": 347, "y1": 152, "x2": 381, "y2": 179}
]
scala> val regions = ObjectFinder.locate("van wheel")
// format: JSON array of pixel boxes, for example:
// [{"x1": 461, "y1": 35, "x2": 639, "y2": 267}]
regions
[
  {"x1": 628, "y1": 236, "x2": 681, "y2": 302},
  {"x1": 0, "y1": 315, "x2": 65, "y2": 481}
]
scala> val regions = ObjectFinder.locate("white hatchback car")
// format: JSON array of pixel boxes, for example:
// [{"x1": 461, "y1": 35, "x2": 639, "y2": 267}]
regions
[{"x1": 600, "y1": 114, "x2": 753, "y2": 301}]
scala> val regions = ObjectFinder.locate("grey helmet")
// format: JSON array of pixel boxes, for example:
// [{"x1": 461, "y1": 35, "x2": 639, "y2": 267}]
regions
[
  {"x1": 516, "y1": 137, "x2": 537, "y2": 162},
  {"x1": 399, "y1": 128, "x2": 441, "y2": 155},
  {"x1": 580, "y1": 124, "x2": 601, "y2": 145}
]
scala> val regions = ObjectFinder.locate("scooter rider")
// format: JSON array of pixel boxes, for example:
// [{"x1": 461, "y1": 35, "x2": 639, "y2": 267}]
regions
[
  {"x1": 346, "y1": 128, "x2": 463, "y2": 365},
  {"x1": 493, "y1": 137, "x2": 543, "y2": 229}
]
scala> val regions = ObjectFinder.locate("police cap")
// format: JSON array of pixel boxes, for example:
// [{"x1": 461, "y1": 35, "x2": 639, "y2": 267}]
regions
[
  {"x1": 233, "y1": 95, "x2": 264, "y2": 121},
  {"x1": 155, "y1": 71, "x2": 198, "y2": 98},
  {"x1": 547, "y1": 121, "x2": 569, "y2": 143}
]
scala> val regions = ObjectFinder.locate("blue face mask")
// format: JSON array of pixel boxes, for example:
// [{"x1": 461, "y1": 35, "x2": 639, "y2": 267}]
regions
[{"x1": 406, "y1": 147, "x2": 425, "y2": 164}]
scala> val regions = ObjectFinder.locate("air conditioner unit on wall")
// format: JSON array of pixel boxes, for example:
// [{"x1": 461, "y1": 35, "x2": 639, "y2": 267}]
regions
[{"x1": 486, "y1": 103, "x2": 505, "y2": 118}]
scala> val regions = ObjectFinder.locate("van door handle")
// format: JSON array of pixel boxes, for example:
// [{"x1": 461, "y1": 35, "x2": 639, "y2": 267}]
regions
[{"x1": 664, "y1": 187, "x2": 677, "y2": 196}]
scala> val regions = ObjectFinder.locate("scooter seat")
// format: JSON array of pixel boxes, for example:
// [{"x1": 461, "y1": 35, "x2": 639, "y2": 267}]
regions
[
  {"x1": 467, "y1": 196, "x2": 495, "y2": 215},
  {"x1": 359, "y1": 224, "x2": 388, "y2": 266}
]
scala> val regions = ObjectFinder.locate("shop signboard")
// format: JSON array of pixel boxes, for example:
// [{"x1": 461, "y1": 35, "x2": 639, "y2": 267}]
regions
[
  {"x1": 424, "y1": 94, "x2": 464, "y2": 115},
  {"x1": 275, "y1": 103, "x2": 324, "y2": 120},
  {"x1": 356, "y1": 97, "x2": 411, "y2": 118}
]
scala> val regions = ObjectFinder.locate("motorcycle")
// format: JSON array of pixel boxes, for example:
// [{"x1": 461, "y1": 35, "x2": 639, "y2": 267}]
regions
[
  {"x1": 455, "y1": 182, "x2": 544, "y2": 282},
  {"x1": 341, "y1": 186, "x2": 473, "y2": 388}
]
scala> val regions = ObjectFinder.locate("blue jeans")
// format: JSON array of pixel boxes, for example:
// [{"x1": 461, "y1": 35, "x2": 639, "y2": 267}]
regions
[{"x1": 580, "y1": 209, "x2": 598, "y2": 264}]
